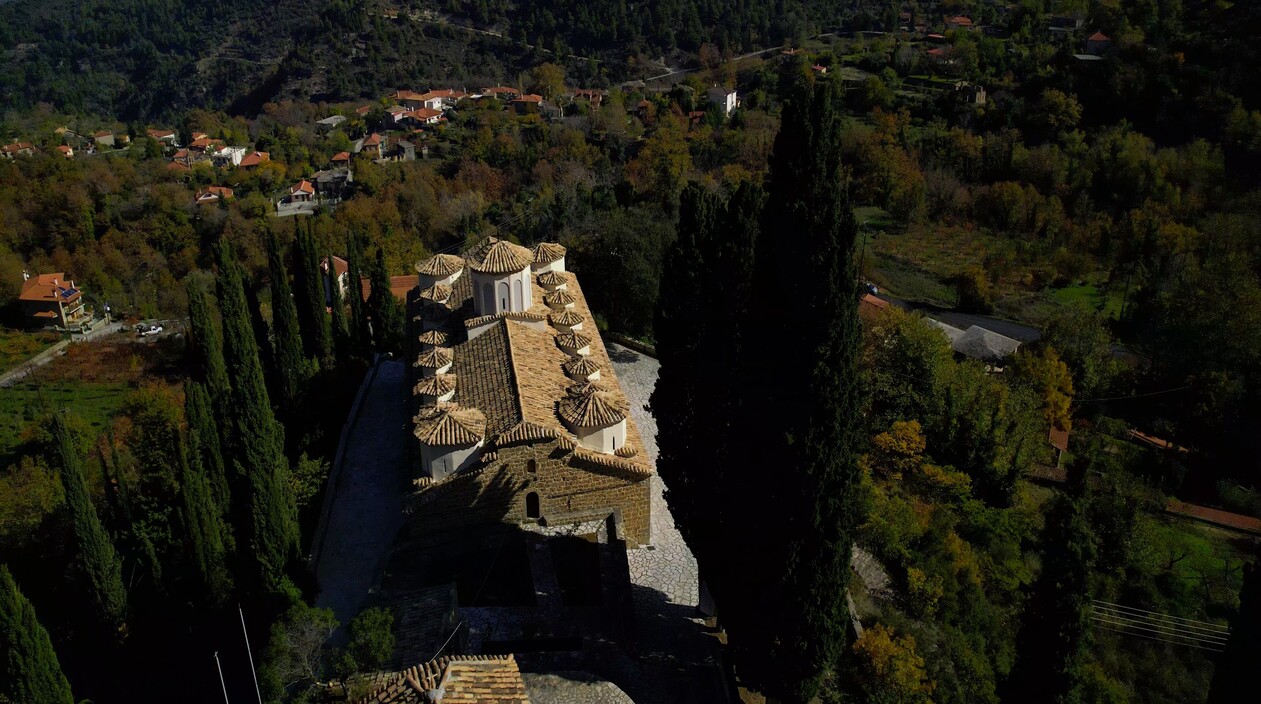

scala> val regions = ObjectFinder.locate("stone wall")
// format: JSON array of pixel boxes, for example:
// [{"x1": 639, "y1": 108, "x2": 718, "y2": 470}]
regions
[{"x1": 410, "y1": 439, "x2": 651, "y2": 546}]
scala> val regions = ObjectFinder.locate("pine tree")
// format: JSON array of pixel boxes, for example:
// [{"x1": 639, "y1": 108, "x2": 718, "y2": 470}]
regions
[
  {"x1": 215, "y1": 240, "x2": 300, "y2": 590},
  {"x1": 55, "y1": 413, "x2": 127, "y2": 634},
  {"x1": 368, "y1": 248, "x2": 406, "y2": 354},
  {"x1": 186, "y1": 280, "x2": 232, "y2": 436},
  {"x1": 328, "y1": 249, "x2": 351, "y2": 364},
  {"x1": 294, "y1": 222, "x2": 333, "y2": 364},
  {"x1": 177, "y1": 429, "x2": 232, "y2": 603},
  {"x1": 737, "y1": 76, "x2": 865, "y2": 699},
  {"x1": 268, "y1": 231, "x2": 308, "y2": 409},
  {"x1": 185, "y1": 381, "x2": 230, "y2": 517},
  {"x1": 346, "y1": 233, "x2": 371, "y2": 355},
  {"x1": 0, "y1": 565, "x2": 74, "y2": 704}
]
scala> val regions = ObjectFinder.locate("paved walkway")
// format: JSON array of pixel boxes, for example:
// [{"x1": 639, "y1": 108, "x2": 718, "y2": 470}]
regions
[
  {"x1": 314, "y1": 360, "x2": 410, "y2": 629},
  {"x1": 608, "y1": 343, "x2": 723, "y2": 703}
]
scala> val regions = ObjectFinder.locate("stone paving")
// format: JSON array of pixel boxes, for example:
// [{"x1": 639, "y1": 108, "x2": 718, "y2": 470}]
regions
[
  {"x1": 608, "y1": 343, "x2": 723, "y2": 703},
  {"x1": 314, "y1": 359, "x2": 409, "y2": 630},
  {"x1": 523, "y1": 671, "x2": 636, "y2": 704}
]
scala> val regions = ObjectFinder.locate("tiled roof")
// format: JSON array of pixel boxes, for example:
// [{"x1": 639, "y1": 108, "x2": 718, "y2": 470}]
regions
[
  {"x1": 19, "y1": 273, "x2": 81, "y2": 303},
  {"x1": 536, "y1": 270, "x2": 567, "y2": 287},
  {"x1": 543, "y1": 289, "x2": 576, "y2": 307},
  {"x1": 364, "y1": 133, "x2": 383, "y2": 147},
  {"x1": 549, "y1": 310, "x2": 584, "y2": 326},
  {"x1": 562, "y1": 356, "x2": 601, "y2": 378},
  {"x1": 414, "y1": 404, "x2": 485, "y2": 446},
  {"x1": 415, "y1": 346, "x2": 453, "y2": 369},
  {"x1": 481, "y1": 86, "x2": 520, "y2": 96},
  {"x1": 557, "y1": 387, "x2": 627, "y2": 428},
  {"x1": 497, "y1": 421, "x2": 560, "y2": 445},
  {"x1": 291, "y1": 180, "x2": 315, "y2": 195},
  {"x1": 413, "y1": 373, "x2": 457, "y2": 398},
  {"x1": 416, "y1": 253, "x2": 465, "y2": 277},
  {"x1": 514, "y1": 94, "x2": 544, "y2": 103},
  {"x1": 532, "y1": 242, "x2": 566, "y2": 263},
  {"x1": 354, "y1": 654, "x2": 529, "y2": 704},
  {"x1": 450, "y1": 320, "x2": 522, "y2": 437},
  {"x1": 418, "y1": 329, "x2": 450, "y2": 346},
  {"x1": 419, "y1": 283, "x2": 452, "y2": 302},
  {"x1": 1088, "y1": 31, "x2": 1109, "y2": 41},
  {"x1": 467, "y1": 238, "x2": 533, "y2": 275},
  {"x1": 554, "y1": 330, "x2": 590, "y2": 351},
  {"x1": 332, "y1": 151, "x2": 351, "y2": 162},
  {"x1": 239, "y1": 151, "x2": 270, "y2": 167}
]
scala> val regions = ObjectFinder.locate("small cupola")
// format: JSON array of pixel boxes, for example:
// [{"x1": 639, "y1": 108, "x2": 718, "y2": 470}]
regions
[
  {"x1": 543, "y1": 289, "x2": 576, "y2": 311},
  {"x1": 419, "y1": 283, "x2": 452, "y2": 306},
  {"x1": 414, "y1": 373, "x2": 457, "y2": 405},
  {"x1": 413, "y1": 404, "x2": 486, "y2": 480},
  {"x1": 415, "y1": 253, "x2": 465, "y2": 289},
  {"x1": 562, "y1": 355, "x2": 602, "y2": 382},
  {"x1": 548, "y1": 309, "x2": 585, "y2": 333},
  {"x1": 556, "y1": 386, "x2": 628, "y2": 454},
  {"x1": 467, "y1": 238, "x2": 534, "y2": 317},
  {"x1": 555, "y1": 330, "x2": 591, "y2": 357},
  {"x1": 532, "y1": 242, "x2": 566, "y2": 274},
  {"x1": 418, "y1": 329, "x2": 450, "y2": 349},
  {"x1": 537, "y1": 270, "x2": 568, "y2": 291},
  {"x1": 414, "y1": 346, "x2": 453, "y2": 377}
]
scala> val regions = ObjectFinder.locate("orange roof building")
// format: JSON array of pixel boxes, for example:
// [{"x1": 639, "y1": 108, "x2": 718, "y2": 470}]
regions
[
  {"x1": 239, "y1": 151, "x2": 270, "y2": 168},
  {"x1": 19, "y1": 273, "x2": 90, "y2": 328}
]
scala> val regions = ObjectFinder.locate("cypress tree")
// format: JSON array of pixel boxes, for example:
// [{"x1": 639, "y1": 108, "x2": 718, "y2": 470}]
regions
[
  {"x1": 294, "y1": 223, "x2": 333, "y2": 364},
  {"x1": 215, "y1": 240, "x2": 300, "y2": 590},
  {"x1": 55, "y1": 413, "x2": 127, "y2": 634},
  {"x1": 245, "y1": 283, "x2": 280, "y2": 405},
  {"x1": 368, "y1": 247, "x2": 406, "y2": 354},
  {"x1": 328, "y1": 249, "x2": 351, "y2": 364},
  {"x1": 737, "y1": 76, "x2": 865, "y2": 699},
  {"x1": 1209, "y1": 557, "x2": 1261, "y2": 704},
  {"x1": 0, "y1": 565, "x2": 74, "y2": 704},
  {"x1": 346, "y1": 232, "x2": 371, "y2": 355},
  {"x1": 185, "y1": 381, "x2": 230, "y2": 517},
  {"x1": 186, "y1": 281, "x2": 232, "y2": 434},
  {"x1": 268, "y1": 231, "x2": 307, "y2": 409},
  {"x1": 177, "y1": 429, "x2": 231, "y2": 603}
]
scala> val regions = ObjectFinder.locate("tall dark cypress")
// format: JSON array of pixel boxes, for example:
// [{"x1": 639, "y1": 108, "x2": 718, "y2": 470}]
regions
[
  {"x1": 245, "y1": 283, "x2": 280, "y2": 405},
  {"x1": 185, "y1": 381, "x2": 230, "y2": 517},
  {"x1": 1209, "y1": 557, "x2": 1261, "y2": 704},
  {"x1": 268, "y1": 231, "x2": 307, "y2": 409},
  {"x1": 653, "y1": 184, "x2": 724, "y2": 573},
  {"x1": 346, "y1": 233, "x2": 371, "y2": 355},
  {"x1": 738, "y1": 76, "x2": 865, "y2": 699},
  {"x1": 176, "y1": 429, "x2": 231, "y2": 603},
  {"x1": 55, "y1": 413, "x2": 127, "y2": 634},
  {"x1": 186, "y1": 281, "x2": 232, "y2": 435},
  {"x1": 294, "y1": 223, "x2": 333, "y2": 364},
  {"x1": 214, "y1": 240, "x2": 300, "y2": 590},
  {"x1": 368, "y1": 247, "x2": 406, "y2": 354},
  {"x1": 0, "y1": 565, "x2": 74, "y2": 704},
  {"x1": 328, "y1": 249, "x2": 351, "y2": 364}
]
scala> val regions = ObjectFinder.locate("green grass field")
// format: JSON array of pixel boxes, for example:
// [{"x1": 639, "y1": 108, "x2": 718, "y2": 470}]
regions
[
  {"x1": 0, "y1": 380, "x2": 133, "y2": 465},
  {"x1": 0, "y1": 329, "x2": 61, "y2": 375}
]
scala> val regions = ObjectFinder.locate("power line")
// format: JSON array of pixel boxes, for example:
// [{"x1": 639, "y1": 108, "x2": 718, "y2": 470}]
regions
[
  {"x1": 1092, "y1": 621, "x2": 1226, "y2": 653},
  {"x1": 1089, "y1": 611, "x2": 1229, "y2": 646},
  {"x1": 1092, "y1": 600, "x2": 1231, "y2": 633},
  {"x1": 1076, "y1": 385, "x2": 1191, "y2": 403}
]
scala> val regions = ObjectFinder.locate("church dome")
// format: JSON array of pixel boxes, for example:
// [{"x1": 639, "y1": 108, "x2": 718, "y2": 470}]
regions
[
  {"x1": 467, "y1": 238, "x2": 534, "y2": 274},
  {"x1": 415, "y1": 253, "x2": 465, "y2": 277},
  {"x1": 413, "y1": 404, "x2": 485, "y2": 447}
]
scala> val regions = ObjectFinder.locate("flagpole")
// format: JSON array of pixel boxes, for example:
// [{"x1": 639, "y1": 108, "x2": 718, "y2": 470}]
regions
[{"x1": 239, "y1": 605, "x2": 264, "y2": 704}]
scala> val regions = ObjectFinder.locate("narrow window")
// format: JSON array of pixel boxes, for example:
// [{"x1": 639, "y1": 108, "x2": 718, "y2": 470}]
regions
[
  {"x1": 526, "y1": 491, "x2": 540, "y2": 519},
  {"x1": 481, "y1": 282, "x2": 494, "y2": 315},
  {"x1": 498, "y1": 281, "x2": 510, "y2": 312},
  {"x1": 527, "y1": 459, "x2": 537, "y2": 474},
  {"x1": 513, "y1": 278, "x2": 524, "y2": 311}
]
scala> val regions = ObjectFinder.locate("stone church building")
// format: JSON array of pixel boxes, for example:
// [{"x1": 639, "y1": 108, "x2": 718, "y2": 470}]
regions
[{"x1": 407, "y1": 237, "x2": 653, "y2": 547}]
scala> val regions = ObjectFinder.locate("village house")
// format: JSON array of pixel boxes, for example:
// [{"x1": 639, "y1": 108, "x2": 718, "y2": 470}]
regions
[
  {"x1": 956, "y1": 81, "x2": 987, "y2": 105},
  {"x1": 56, "y1": 145, "x2": 73, "y2": 159},
  {"x1": 359, "y1": 133, "x2": 385, "y2": 158},
  {"x1": 926, "y1": 319, "x2": 1022, "y2": 364},
  {"x1": 315, "y1": 114, "x2": 347, "y2": 133},
  {"x1": 707, "y1": 86, "x2": 739, "y2": 116},
  {"x1": 480, "y1": 86, "x2": 520, "y2": 101},
  {"x1": 330, "y1": 151, "x2": 351, "y2": 166},
  {"x1": 320, "y1": 255, "x2": 350, "y2": 304},
  {"x1": 195, "y1": 186, "x2": 234, "y2": 205},
  {"x1": 406, "y1": 237, "x2": 653, "y2": 546},
  {"x1": 1085, "y1": 30, "x2": 1112, "y2": 55},
  {"x1": 288, "y1": 180, "x2": 315, "y2": 203},
  {"x1": 211, "y1": 145, "x2": 247, "y2": 167},
  {"x1": 1, "y1": 141, "x2": 37, "y2": 159},
  {"x1": 93, "y1": 131, "x2": 115, "y2": 148},
  {"x1": 510, "y1": 94, "x2": 545, "y2": 114},
  {"x1": 945, "y1": 15, "x2": 974, "y2": 30},
  {"x1": 418, "y1": 88, "x2": 468, "y2": 111},
  {"x1": 391, "y1": 89, "x2": 428, "y2": 110},
  {"x1": 406, "y1": 107, "x2": 442, "y2": 126},
  {"x1": 146, "y1": 128, "x2": 178, "y2": 145},
  {"x1": 313, "y1": 167, "x2": 353, "y2": 200},
  {"x1": 238, "y1": 151, "x2": 270, "y2": 169},
  {"x1": 19, "y1": 272, "x2": 90, "y2": 329},
  {"x1": 351, "y1": 655, "x2": 530, "y2": 704},
  {"x1": 572, "y1": 88, "x2": 606, "y2": 106}
]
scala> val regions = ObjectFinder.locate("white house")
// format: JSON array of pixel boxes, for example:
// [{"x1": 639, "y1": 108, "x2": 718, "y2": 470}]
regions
[{"x1": 707, "y1": 87, "x2": 739, "y2": 116}]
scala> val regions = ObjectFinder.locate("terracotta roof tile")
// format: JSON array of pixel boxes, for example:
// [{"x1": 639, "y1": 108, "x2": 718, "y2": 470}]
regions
[
  {"x1": 557, "y1": 387, "x2": 627, "y2": 428},
  {"x1": 562, "y1": 356, "x2": 601, "y2": 378},
  {"x1": 420, "y1": 283, "x2": 452, "y2": 302},
  {"x1": 415, "y1": 346, "x2": 454, "y2": 369},
  {"x1": 418, "y1": 329, "x2": 450, "y2": 346},
  {"x1": 413, "y1": 404, "x2": 485, "y2": 446},
  {"x1": 543, "y1": 289, "x2": 577, "y2": 307},
  {"x1": 467, "y1": 238, "x2": 534, "y2": 274},
  {"x1": 537, "y1": 270, "x2": 568, "y2": 287},
  {"x1": 549, "y1": 310, "x2": 584, "y2": 326},
  {"x1": 532, "y1": 242, "x2": 566, "y2": 263},
  {"x1": 413, "y1": 373, "x2": 457, "y2": 398},
  {"x1": 416, "y1": 253, "x2": 465, "y2": 277}
]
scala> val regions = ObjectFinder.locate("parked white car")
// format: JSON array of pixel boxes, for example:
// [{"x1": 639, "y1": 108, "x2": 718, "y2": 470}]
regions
[{"x1": 138, "y1": 324, "x2": 163, "y2": 337}]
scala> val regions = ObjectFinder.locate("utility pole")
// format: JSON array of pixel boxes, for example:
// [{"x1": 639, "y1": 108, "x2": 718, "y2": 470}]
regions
[
  {"x1": 214, "y1": 651, "x2": 230, "y2": 704},
  {"x1": 240, "y1": 605, "x2": 264, "y2": 704}
]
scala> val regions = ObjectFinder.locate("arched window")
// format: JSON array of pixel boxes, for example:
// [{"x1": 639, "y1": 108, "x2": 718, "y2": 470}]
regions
[
  {"x1": 526, "y1": 459, "x2": 537, "y2": 474},
  {"x1": 498, "y1": 281, "x2": 510, "y2": 312},
  {"x1": 481, "y1": 282, "x2": 494, "y2": 315},
  {"x1": 512, "y1": 278, "x2": 524, "y2": 311},
  {"x1": 525, "y1": 491, "x2": 540, "y2": 519}
]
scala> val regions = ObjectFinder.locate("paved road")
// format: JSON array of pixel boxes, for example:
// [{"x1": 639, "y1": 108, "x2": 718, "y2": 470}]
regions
[
  {"x1": 882, "y1": 295, "x2": 1043, "y2": 342},
  {"x1": 314, "y1": 359, "x2": 409, "y2": 629}
]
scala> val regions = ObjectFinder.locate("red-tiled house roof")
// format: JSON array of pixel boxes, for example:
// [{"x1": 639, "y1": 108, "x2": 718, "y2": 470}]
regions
[
  {"x1": 290, "y1": 180, "x2": 315, "y2": 196},
  {"x1": 239, "y1": 151, "x2": 270, "y2": 168},
  {"x1": 331, "y1": 151, "x2": 351, "y2": 163}
]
